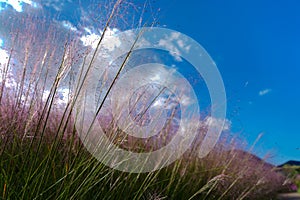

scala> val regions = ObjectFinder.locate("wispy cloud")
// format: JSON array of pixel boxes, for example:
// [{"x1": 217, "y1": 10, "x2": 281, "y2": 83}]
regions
[{"x1": 259, "y1": 88, "x2": 272, "y2": 96}]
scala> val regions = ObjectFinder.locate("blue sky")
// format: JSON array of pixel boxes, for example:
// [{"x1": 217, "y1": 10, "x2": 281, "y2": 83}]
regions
[
  {"x1": 0, "y1": 0, "x2": 299, "y2": 165},
  {"x1": 155, "y1": 0, "x2": 300, "y2": 164}
]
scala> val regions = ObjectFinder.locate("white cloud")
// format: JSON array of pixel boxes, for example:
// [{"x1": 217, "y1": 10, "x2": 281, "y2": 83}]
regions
[
  {"x1": 100, "y1": 27, "x2": 119, "y2": 36},
  {"x1": 0, "y1": 48, "x2": 9, "y2": 70},
  {"x1": 61, "y1": 20, "x2": 77, "y2": 32},
  {"x1": 157, "y1": 31, "x2": 192, "y2": 62},
  {"x1": 152, "y1": 97, "x2": 166, "y2": 108},
  {"x1": 84, "y1": 27, "x2": 92, "y2": 34},
  {"x1": 80, "y1": 33, "x2": 100, "y2": 49},
  {"x1": 41, "y1": 88, "x2": 71, "y2": 106},
  {"x1": 180, "y1": 94, "x2": 193, "y2": 106},
  {"x1": 0, "y1": 0, "x2": 38, "y2": 12},
  {"x1": 56, "y1": 88, "x2": 71, "y2": 105},
  {"x1": 259, "y1": 88, "x2": 272, "y2": 96},
  {"x1": 203, "y1": 116, "x2": 231, "y2": 132},
  {"x1": 0, "y1": 0, "x2": 22, "y2": 12},
  {"x1": 42, "y1": 90, "x2": 50, "y2": 102},
  {"x1": 158, "y1": 38, "x2": 182, "y2": 62},
  {"x1": 20, "y1": 0, "x2": 38, "y2": 7},
  {"x1": 0, "y1": 48, "x2": 17, "y2": 88},
  {"x1": 42, "y1": 0, "x2": 65, "y2": 11},
  {"x1": 80, "y1": 27, "x2": 121, "y2": 51}
]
